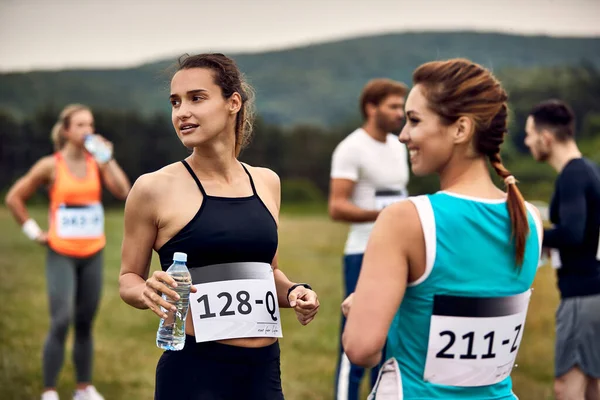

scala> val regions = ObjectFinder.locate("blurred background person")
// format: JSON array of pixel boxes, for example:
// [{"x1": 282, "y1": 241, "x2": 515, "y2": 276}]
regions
[
  {"x1": 524, "y1": 99, "x2": 600, "y2": 400},
  {"x1": 328, "y1": 78, "x2": 409, "y2": 400},
  {"x1": 4, "y1": 104, "x2": 130, "y2": 400}
]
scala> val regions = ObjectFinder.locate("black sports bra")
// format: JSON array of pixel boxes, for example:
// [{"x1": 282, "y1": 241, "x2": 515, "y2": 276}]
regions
[{"x1": 157, "y1": 160, "x2": 278, "y2": 271}]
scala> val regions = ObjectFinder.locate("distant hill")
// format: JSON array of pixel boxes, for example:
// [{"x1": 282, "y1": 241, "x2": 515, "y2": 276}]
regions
[{"x1": 1, "y1": 31, "x2": 599, "y2": 126}]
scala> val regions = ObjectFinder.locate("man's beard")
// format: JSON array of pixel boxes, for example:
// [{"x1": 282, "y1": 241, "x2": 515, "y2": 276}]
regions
[
  {"x1": 535, "y1": 147, "x2": 550, "y2": 162},
  {"x1": 376, "y1": 113, "x2": 403, "y2": 134},
  {"x1": 534, "y1": 140, "x2": 551, "y2": 162}
]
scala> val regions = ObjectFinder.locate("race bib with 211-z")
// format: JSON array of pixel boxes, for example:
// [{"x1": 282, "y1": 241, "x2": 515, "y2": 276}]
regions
[
  {"x1": 189, "y1": 262, "x2": 282, "y2": 343},
  {"x1": 423, "y1": 290, "x2": 531, "y2": 387}
]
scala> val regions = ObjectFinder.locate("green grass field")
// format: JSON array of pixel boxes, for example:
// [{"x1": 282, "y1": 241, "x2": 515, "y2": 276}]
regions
[{"x1": 0, "y1": 207, "x2": 558, "y2": 399}]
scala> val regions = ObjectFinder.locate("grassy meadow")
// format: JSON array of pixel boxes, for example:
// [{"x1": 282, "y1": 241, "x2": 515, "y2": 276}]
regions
[{"x1": 0, "y1": 206, "x2": 558, "y2": 399}]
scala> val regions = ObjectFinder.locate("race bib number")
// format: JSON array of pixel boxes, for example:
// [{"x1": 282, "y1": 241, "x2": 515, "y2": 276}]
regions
[
  {"x1": 189, "y1": 262, "x2": 282, "y2": 343},
  {"x1": 375, "y1": 189, "x2": 407, "y2": 210},
  {"x1": 423, "y1": 290, "x2": 531, "y2": 387},
  {"x1": 56, "y1": 203, "x2": 104, "y2": 239}
]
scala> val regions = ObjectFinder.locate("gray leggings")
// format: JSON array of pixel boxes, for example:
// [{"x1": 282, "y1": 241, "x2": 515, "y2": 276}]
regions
[{"x1": 43, "y1": 248, "x2": 103, "y2": 388}]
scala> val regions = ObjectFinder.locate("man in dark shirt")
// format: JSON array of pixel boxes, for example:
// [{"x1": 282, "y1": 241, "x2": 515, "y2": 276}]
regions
[{"x1": 525, "y1": 99, "x2": 600, "y2": 400}]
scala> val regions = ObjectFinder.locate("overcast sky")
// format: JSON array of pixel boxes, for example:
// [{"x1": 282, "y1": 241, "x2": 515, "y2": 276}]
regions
[{"x1": 1, "y1": 0, "x2": 599, "y2": 72}]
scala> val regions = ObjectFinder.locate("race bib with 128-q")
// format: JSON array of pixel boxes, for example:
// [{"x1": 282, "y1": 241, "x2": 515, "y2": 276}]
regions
[
  {"x1": 189, "y1": 262, "x2": 282, "y2": 343},
  {"x1": 423, "y1": 290, "x2": 531, "y2": 387}
]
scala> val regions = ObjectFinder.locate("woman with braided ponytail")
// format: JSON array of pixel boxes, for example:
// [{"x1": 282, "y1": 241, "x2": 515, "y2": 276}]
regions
[{"x1": 341, "y1": 58, "x2": 543, "y2": 399}]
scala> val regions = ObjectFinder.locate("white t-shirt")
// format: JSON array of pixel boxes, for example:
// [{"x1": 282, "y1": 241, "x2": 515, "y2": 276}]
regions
[{"x1": 330, "y1": 128, "x2": 410, "y2": 254}]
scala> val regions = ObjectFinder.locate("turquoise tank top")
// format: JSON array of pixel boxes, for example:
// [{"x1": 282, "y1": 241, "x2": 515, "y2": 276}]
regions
[{"x1": 385, "y1": 192, "x2": 542, "y2": 399}]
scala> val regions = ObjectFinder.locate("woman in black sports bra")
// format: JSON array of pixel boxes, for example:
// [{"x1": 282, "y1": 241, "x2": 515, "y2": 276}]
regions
[{"x1": 118, "y1": 53, "x2": 320, "y2": 400}]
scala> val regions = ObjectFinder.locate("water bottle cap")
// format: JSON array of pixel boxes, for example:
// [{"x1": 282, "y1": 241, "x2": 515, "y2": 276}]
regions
[{"x1": 173, "y1": 252, "x2": 187, "y2": 262}]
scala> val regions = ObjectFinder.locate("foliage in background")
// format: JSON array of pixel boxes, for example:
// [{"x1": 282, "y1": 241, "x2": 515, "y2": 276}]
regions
[
  {"x1": 1, "y1": 33, "x2": 599, "y2": 206},
  {"x1": 1, "y1": 32, "x2": 599, "y2": 126}
]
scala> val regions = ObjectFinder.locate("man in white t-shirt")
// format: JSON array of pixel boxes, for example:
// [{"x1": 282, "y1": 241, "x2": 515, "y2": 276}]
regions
[{"x1": 329, "y1": 78, "x2": 410, "y2": 400}]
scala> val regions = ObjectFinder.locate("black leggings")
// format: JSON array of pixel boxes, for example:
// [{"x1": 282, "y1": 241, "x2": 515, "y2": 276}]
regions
[
  {"x1": 43, "y1": 248, "x2": 103, "y2": 388},
  {"x1": 155, "y1": 335, "x2": 284, "y2": 400}
]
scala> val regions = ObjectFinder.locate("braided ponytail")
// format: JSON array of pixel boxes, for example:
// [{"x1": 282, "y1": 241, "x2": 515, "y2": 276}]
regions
[
  {"x1": 488, "y1": 152, "x2": 529, "y2": 267},
  {"x1": 413, "y1": 59, "x2": 530, "y2": 268}
]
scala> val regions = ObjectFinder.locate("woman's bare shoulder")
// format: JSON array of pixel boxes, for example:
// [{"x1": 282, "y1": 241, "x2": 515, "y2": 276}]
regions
[
  {"x1": 19, "y1": 155, "x2": 57, "y2": 184},
  {"x1": 243, "y1": 164, "x2": 280, "y2": 190},
  {"x1": 128, "y1": 162, "x2": 184, "y2": 204}
]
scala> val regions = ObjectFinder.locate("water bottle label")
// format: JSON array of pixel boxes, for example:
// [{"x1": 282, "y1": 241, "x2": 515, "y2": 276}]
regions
[
  {"x1": 56, "y1": 202, "x2": 104, "y2": 238},
  {"x1": 189, "y1": 262, "x2": 282, "y2": 342}
]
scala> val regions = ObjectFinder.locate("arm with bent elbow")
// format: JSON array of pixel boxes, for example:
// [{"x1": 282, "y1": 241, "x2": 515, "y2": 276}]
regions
[
  {"x1": 99, "y1": 159, "x2": 131, "y2": 200},
  {"x1": 328, "y1": 178, "x2": 379, "y2": 223},
  {"x1": 5, "y1": 157, "x2": 53, "y2": 243},
  {"x1": 544, "y1": 169, "x2": 588, "y2": 248},
  {"x1": 342, "y1": 202, "x2": 415, "y2": 367},
  {"x1": 329, "y1": 141, "x2": 379, "y2": 223},
  {"x1": 118, "y1": 177, "x2": 156, "y2": 309}
]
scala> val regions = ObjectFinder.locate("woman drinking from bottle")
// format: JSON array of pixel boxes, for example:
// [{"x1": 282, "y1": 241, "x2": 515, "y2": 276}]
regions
[{"x1": 5, "y1": 104, "x2": 131, "y2": 400}]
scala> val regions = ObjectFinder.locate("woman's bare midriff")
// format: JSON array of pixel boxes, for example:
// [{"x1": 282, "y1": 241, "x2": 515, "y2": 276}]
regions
[{"x1": 184, "y1": 309, "x2": 277, "y2": 348}]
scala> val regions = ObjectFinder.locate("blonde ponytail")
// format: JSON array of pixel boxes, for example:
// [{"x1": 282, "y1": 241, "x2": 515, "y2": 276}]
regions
[
  {"x1": 50, "y1": 121, "x2": 66, "y2": 151},
  {"x1": 50, "y1": 104, "x2": 90, "y2": 151}
]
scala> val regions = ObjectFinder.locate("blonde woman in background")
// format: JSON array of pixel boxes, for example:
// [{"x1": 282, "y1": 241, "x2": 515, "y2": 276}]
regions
[{"x1": 5, "y1": 104, "x2": 130, "y2": 400}]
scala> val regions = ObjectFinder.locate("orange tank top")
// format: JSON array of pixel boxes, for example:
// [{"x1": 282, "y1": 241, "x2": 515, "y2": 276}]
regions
[{"x1": 48, "y1": 152, "x2": 105, "y2": 257}]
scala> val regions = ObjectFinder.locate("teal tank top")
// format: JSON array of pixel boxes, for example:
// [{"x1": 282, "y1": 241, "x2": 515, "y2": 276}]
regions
[{"x1": 385, "y1": 192, "x2": 542, "y2": 399}]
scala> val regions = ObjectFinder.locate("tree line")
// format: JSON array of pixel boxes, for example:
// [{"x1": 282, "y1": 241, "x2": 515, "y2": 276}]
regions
[{"x1": 1, "y1": 64, "x2": 599, "y2": 207}]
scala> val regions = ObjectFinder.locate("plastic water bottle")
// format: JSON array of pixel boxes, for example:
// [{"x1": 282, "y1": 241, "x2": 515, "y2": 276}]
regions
[
  {"x1": 156, "y1": 252, "x2": 192, "y2": 351},
  {"x1": 84, "y1": 134, "x2": 112, "y2": 164}
]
